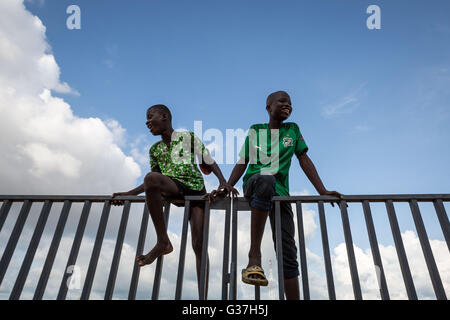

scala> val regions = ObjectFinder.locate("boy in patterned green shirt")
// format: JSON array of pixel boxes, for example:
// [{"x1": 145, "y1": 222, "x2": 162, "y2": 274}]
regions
[{"x1": 112, "y1": 104, "x2": 233, "y2": 297}]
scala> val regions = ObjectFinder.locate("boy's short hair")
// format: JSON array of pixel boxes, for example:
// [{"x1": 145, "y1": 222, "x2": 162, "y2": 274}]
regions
[
  {"x1": 147, "y1": 104, "x2": 172, "y2": 121},
  {"x1": 266, "y1": 91, "x2": 290, "y2": 107}
]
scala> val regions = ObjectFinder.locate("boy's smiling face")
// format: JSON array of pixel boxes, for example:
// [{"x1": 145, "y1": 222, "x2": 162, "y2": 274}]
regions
[
  {"x1": 146, "y1": 109, "x2": 165, "y2": 135},
  {"x1": 266, "y1": 91, "x2": 292, "y2": 121}
]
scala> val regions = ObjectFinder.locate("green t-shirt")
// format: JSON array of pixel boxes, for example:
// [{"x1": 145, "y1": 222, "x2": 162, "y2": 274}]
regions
[
  {"x1": 149, "y1": 131, "x2": 209, "y2": 191},
  {"x1": 239, "y1": 122, "x2": 308, "y2": 196}
]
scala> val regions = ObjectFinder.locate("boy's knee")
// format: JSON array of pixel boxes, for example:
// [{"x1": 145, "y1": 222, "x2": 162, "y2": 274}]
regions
[
  {"x1": 255, "y1": 174, "x2": 276, "y2": 187},
  {"x1": 253, "y1": 174, "x2": 276, "y2": 199},
  {"x1": 144, "y1": 172, "x2": 161, "y2": 190},
  {"x1": 191, "y1": 237, "x2": 203, "y2": 255}
]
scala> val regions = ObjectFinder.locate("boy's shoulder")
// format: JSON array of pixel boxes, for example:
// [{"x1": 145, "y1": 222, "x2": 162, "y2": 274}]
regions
[
  {"x1": 149, "y1": 140, "x2": 164, "y2": 153},
  {"x1": 248, "y1": 122, "x2": 299, "y2": 130},
  {"x1": 248, "y1": 123, "x2": 267, "y2": 130},
  {"x1": 283, "y1": 122, "x2": 300, "y2": 130}
]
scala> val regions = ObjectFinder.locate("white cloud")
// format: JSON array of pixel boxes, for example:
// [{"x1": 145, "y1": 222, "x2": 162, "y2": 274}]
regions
[{"x1": 0, "y1": 0, "x2": 141, "y2": 194}]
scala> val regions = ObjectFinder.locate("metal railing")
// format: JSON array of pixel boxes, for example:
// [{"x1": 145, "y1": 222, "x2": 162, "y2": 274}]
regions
[{"x1": 0, "y1": 194, "x2": 449, "y2": 300}]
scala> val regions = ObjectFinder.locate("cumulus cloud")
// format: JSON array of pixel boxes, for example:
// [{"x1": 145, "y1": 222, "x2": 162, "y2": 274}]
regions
[{"x1": 0, "y1": 0, "x2": 141, "y2": 194}]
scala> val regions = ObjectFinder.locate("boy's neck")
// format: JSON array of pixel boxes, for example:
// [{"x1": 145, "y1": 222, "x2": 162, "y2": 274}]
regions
[
  {"x1": 161, "y1": 127, "x2": 174, "y2": 144},
  {"x1": 268, "y1": 118, "x2": 283, "y2": 130}
]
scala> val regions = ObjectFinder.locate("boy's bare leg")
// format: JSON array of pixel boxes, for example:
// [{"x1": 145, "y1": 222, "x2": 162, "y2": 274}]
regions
[
  {"x1": 137, "y1": 172, "x2": 180, "y2": 267},
  {"x1": 284, "y1": 277, "x2": 300, "y2": 300},
  {"x1": 190, "y1": 206, "x2": 209, "y2": 298},
  {"x1": 247, "y1": 208, "x2": 269, "y2": 279}
]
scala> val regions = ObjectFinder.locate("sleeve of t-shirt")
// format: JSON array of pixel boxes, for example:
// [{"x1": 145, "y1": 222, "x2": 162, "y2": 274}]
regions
[
  {"x1": 191, "y1": 132, "x2": 211, "y2": 162},
  {"x1": 149, "y1": 144, "x2": 160, "y2": 172},
  {"x1": 294, "y1": 123, "x2": 308, "y2": 157},
  {"x1": 238, "y1": 125, "x2": 255, "y2": 161}
]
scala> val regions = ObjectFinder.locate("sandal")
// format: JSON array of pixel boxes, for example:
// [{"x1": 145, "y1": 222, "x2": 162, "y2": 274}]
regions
[{"x1": 242, "y1": 265, "x2": 268, "y2": 286}]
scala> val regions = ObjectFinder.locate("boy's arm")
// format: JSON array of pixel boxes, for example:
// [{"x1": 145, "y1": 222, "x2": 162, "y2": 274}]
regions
[
  {"x1": 203, "y1": 152, "x2": 239, "y2": 197},
  {"x1": 111, "y1": 184, "x2": 144, "y2": 206},
  {"x1": 204, "y1": 158, "x2": 248, "y2": 201},
  {"x1": 297, "y1": 152, "x2": 343, "y2": 206},
  {"x1": 227, "y1": 158, "x2": 248, "y2": 188}
]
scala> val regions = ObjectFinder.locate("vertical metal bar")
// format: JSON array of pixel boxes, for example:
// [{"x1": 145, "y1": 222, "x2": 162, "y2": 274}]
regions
[
  {"x1": 0, "y1": 200, "x2": 32, "y2": 286},
  {"x1": 318, "y1": 201, "x2": 336, "y2": 300},
  {"x1": 255, "y1": 285, "x2": 260, "y2": 300},
  {"x1": 409, "y1": 200, "x2": 447, "y2": 300},
  {"x1": 57, "y1": 200, "x2": 92, "y2": 300},
  {"x1": 151, "y1": 201, "x2": 171, "y2": 300},
  {"x1": 34, "y1": 200, "x2": 71, "y2": 300},
  {"x1": 221, "y1": 199, "x2": 231, "y2": 300},
  {"x1": 339, "y1": 200, "x2": 362, "y2": 300},
  {"x1": 433, "y1": 199, "x2": 450, "y2": 253},
  {"x1": 385, "y1": 200, "x2": 417, "y2": 300},
  {"x1": 10, "y1": 200, "x2": 53, "y2": 300},
  {"x1": 362, "y1": 200, "x2": 390, "y2": 300},
  {"x1": 128, "y1": 205, "x2": 150, "y2": 300},
  {"x1": 274, "y1": 201, "x2": 285, "y2": 300},
  {"x1": 199, "y1": 201, "x2": 211, "y2": 300},
  {"x1": 228, "y1": 198, "x2": 238, "y2": 300},
  {"x1": 104, "y1": 200, "x2": 131, "y2": 300},
  {"x1": 80, "y1": 200, "x2": 111, "y2": 300},
  {"x1": 295, "y1": 201, "x2": 310, "y2": 300},
  {"x1": 175, "y1": 200, "x2": 190, "y2": 300},
  {"x1": 0, "y1": 200, "x2": 13, "y2": 233}
]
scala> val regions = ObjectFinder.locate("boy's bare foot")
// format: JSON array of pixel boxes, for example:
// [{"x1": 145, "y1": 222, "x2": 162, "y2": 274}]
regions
[{"x1": 136, "y1": 241, "x2": 173, "y2": 267}]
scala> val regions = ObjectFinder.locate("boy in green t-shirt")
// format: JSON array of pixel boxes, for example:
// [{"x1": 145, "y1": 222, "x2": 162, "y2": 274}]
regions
[
  {"x1": 111, "y1": 104, "x2": 233, "y2": 297},
  {"x1": 216, "y1": 91, "x2": 343, "y2": 299}
]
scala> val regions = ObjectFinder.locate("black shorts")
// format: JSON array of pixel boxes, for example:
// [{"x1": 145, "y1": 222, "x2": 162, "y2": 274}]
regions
[{"x1": 167, "y1": 177, "x2": 206, "y2": 209}]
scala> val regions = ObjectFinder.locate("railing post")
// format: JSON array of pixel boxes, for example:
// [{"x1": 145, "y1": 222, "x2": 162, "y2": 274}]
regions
[
  {"x1": 57, "y1": 200, "x2": 92, "y2": 300},
  {"x1": 295, "y1": 201, "x2": 310, "y2": 300},
  {"x1": 199, "y1": 201, "x2": 211, "y2": 300},
  {"x1": 128, "y1": 205, "x2": 150, "y2": 300},
  {"x1": 228, "y1": 198, "x2": 238, "y2": 300},
  {"x1": 339, "y1": 200, "x2": 362, "y2": 300},
  {"x1": 221, "y1": 198, "x2": 231, "y2": 300},
  {"x1": 318, "y1": 201, "x2": 336, "y2": 300},
  {"x1": 362, "y1": 200, "x2": 390, "y2": 300},
  {"x1": 0, "y1": 200, "x2": 12, "y2": 233},
  {"x1": 274, "y1": 200, "x2": 285, "y2": 300},
  {"x1": 34, "y1": 200, "x2": 72, "y2": 300},
  {"x1": 175, "y1": 200, "x2": 190, "y2": 300},
  {"x1": 10, "y1": 200, "x2": 53, "y2": 300},
  {"x1": 385, "y1": 200, "x2": 417, "y2": 300},
  {"x1": 432, "y1": 199, "x2": 450, "y2": 253},
  {"x1": 409, "y1": 200, "x2": 447, "y2": 300},
  {"x1": 104, "y1": 200, "x2": 131, "y2": 300},
  {"x1": 0, "y1": 200, "x2": 32, "y2": 287},
  {"x1": 81, "y1": 200, "x2": 111, "y2": 300}
]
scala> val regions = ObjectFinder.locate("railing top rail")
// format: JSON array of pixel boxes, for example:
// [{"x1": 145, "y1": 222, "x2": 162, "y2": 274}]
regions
[
  {"x1": 0, "y1": 195, "x2": 230, "y2": 209},
  {"x1": 273, "y1": 194, "x2": 450, "y2": 202},
  {"x1": 1, "y1": 194, "x2": 449, "y2": 203}
]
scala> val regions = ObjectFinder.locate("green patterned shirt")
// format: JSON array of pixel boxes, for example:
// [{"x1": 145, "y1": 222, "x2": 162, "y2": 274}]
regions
[{"x1": 149, "y1": 131, "x2": 209, "y2": 191}]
